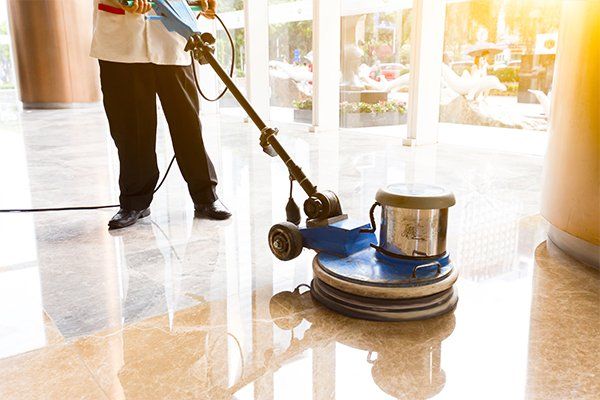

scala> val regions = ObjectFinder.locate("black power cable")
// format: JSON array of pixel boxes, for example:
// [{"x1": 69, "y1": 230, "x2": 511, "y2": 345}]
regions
[
  {"x1": 0, "y1": 157, "x2": 177, "y2": 213},
  {"x1": 0, "y1": 8, "x2": 235, "y2": 214},
  {"x1": 192, "y1": 14, "x2": 235, "y2": 102}
]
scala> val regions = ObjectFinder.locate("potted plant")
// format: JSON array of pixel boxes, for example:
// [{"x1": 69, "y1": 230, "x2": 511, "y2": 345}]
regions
[
  {"x1": 340, "y1": 100, "x2": 407, "y2": 128},
  {"x1": 292, "y1": 98, "x2": 313, "y2": 123},
  {"x1": 293, "y1": 99, "x2": 407, "y2": 128}
]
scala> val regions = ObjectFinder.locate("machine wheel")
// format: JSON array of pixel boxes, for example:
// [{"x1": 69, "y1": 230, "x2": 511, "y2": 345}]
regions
[{"x1": 268, "y1": 222, "x2": 303, "y2": 261}]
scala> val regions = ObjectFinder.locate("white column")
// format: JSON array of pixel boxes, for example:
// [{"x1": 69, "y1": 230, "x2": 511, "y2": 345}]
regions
[
  {"x1": 244, "y1": 0, "x2": 270, "y2": 121},
  {"x1": 318, "y1": 132, "x2": 340, "y2": 193},
  {"x1": 311, "y1": 0, "x2": 340, "y2": 132},
  {"x1": 404, "y1": 0, "x2": 446, "y2": 146}
]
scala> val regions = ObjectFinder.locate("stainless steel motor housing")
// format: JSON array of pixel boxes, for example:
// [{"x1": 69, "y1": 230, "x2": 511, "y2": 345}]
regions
[{"x1": 375, "y1": 183, "x2": 455, "y2": 258}]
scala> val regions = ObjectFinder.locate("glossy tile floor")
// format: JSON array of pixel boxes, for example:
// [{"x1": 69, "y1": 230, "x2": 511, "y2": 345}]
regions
[{"x1": 0, "y1": 92, "x2": 598, "y2": 399}]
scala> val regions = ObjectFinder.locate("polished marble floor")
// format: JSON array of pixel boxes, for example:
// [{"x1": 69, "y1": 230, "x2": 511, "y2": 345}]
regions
[{"x1": 0, "y1": 93, "x2": 598, "y2": 399}]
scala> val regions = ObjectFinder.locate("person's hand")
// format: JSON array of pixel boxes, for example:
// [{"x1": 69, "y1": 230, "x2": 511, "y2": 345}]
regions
[
  {"x1": 199, "y1": 0, "x2": 217, "y2": 19},
  {"x1": 121, "y1": 0, "x2": 153, "y2": 15}
]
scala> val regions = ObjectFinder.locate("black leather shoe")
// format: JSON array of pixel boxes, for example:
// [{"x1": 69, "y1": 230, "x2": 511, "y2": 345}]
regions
[
  {"x1": 108, "y1": 208, "x2": 150, "y2": 230},
  {"x1": 194, "y1": 199, "x2": 232, "y2": 220}
]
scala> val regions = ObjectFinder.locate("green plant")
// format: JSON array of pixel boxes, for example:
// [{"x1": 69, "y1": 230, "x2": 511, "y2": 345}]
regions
[
  {"x1": 293, "y1": 99, "x2": 407, "y2": 114},
  {"x1": 340, "y1": 100, "x2": 407, "y2": 114},
  {"x1": 489, "y1": 68, "x2": 520, "y2": 83},
  {"x1": 292, "y1": 98, "x2": 312, "y2": 110},
  {"x1": 269, "y1": 21, "x2": 312, "y2": 64}
]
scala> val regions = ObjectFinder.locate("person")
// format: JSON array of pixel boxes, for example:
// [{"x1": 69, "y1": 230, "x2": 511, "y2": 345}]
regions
[
  {"x1": 91, "y1": 0, "x2": 231, "y2": 230},
  {"x1": 471, "y1": 51, "x2": 489, "y2": 79}
]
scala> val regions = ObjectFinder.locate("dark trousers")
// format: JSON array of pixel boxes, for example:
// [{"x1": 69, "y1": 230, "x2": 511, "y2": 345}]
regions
[{"x1": 99, "y1": 60, "x2": 218, "y2": 210}]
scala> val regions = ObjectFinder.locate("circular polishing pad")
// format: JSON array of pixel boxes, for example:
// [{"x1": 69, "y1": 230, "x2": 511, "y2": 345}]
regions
[
  {"x1": 311, "y1": 278, "x2": 458, "y2": 322},
  {"x1": 313, "y1": 255, "x2": 458, "y2": 299}
]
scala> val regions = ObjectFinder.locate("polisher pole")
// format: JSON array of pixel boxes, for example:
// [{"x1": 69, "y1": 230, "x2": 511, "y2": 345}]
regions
[{"x1": 194, "y1": 38, "x2": 318, "y2": 197}]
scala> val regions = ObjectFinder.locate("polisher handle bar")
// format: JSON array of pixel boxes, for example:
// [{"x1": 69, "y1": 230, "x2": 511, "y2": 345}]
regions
[
  {"x1": 122, "y1": 1, "x2": 203, "y2": 11},
  {"x1": 191, "y1": 37, "x2": 318, "y2": 197}
]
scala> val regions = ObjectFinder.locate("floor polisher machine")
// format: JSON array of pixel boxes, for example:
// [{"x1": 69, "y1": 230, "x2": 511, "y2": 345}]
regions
[{"x1": 136, "y1": 0, "x2": 459, "y2": 321}]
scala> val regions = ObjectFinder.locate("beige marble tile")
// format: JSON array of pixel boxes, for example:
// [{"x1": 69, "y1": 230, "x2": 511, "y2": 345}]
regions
[
  {"x1": 0, "y1": 344, "x2": 107, "y2": 400},
  {"x1": 526, "y1": 241, "x2": 600, "y2": 400},
  {"x1": 72, "y1": 285, "x2": 454, "y2": 399},
  {"x1": 73, "y1": 303, "x2": 229, "y2": 400}
]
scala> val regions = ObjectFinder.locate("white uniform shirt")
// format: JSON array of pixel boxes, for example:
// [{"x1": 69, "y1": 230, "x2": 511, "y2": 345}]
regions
[{"x1": 91, "y1": 0, "x2": 192, "y2": 66}]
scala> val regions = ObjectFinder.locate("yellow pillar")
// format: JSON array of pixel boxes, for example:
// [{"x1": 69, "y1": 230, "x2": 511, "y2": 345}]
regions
[
  {"x1": 7, "y1": 0, "x2": 100, "y2": 108},
  {"x1": 541, "y1": 0, "x2": 600, "y2": 267}
]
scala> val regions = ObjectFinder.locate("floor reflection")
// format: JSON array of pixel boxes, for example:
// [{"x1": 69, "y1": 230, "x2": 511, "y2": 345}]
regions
[
  {"x1": 526, "y1": 241, "x2": 600, "y2": 399},
  {"x1": 264, "y1": 287, "x2": 455, "y2": 400},
  {"x1": 70, "y1": 284, "x2": 456, "y2": 400}
]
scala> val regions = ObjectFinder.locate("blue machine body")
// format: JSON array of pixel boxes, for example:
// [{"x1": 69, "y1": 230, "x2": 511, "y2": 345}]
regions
[
  {"x1": 144, "y1": 0, "x2": 201, "y2": 39},
  {"x1": 316, "y1": 249, "x2": 452, "y2": 285},
  {"x1": 300, "y1": 219, "x2": 451, "y2": 284},
  {"x1": 299, "y1": 219, "x2": 376, "y2": 257}
]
